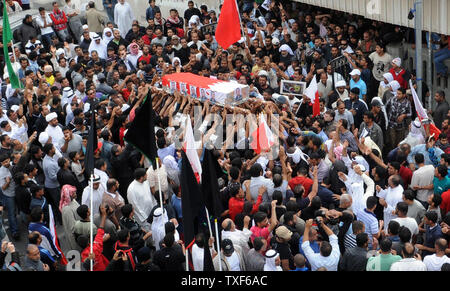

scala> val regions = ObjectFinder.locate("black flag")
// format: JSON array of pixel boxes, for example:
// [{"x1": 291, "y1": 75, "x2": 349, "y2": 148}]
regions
[
  {"x1": 84, "y1": 104, "x2": 97, "y2": 177},
  {"x1": 201, "y1": 149, "x2": 223, "y2": 219},
  {"x1": 124, "y1": 92, "x2": 157, "y2": 167},
  {"x1": 202, "y1": 234, "x2": 214, "y2": 271},
  {"x1": 180, "y1": 151, "x2": 204, "y2": 249}
]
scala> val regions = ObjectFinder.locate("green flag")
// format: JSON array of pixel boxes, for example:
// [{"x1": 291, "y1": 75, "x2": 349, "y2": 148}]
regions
[{"x1": 2, "y1": 0, "x2": 21, "y2": 89}]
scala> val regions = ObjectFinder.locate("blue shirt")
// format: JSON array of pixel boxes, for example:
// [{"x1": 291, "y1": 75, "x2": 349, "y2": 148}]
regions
[
  {"x1": 157, "y1": 143, "x2": 176, "y2": 161},
  {"x1": 349, "y1": 78, "x2": 367, "y2": 99},
  {"x1": 356, "y1": 209, "x2": 379, "y2": 244},
  {"x1": 171, "y1": 193, "x2": 182, "y2": 219},
  {"x1": 299, "y1": 236, "x2": 319, "y2": 258},
  {"x1": 292, "y1": 267, "x2": 309, "y2": 271},
  {"x1": 407, "y1": 145, "x2": 444, "y2": 168}
]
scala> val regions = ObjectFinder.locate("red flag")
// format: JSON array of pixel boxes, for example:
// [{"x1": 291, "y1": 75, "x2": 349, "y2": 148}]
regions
[
  {"x1": 305, "y1": 76, "x2": 320, "y2": 117},
  {"x1": 215, "y1": 0, "x2": 242, "y2": 49},
  {"x1": 250, "y1": 115, "x2": 274, "y2": 154},
  {"x1": 313, "y1": 90, "x2": 320, "y2": 117}
]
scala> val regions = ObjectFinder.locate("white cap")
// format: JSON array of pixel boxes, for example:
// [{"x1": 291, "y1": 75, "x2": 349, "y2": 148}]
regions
[
  {"x1": 272, "y1": 37, "x2": 280, "y2": 45},
  {"x1": 335, "y1": 80, "x2": 346, "y2": 88},
  {"x1": 82, "y1": 24, "x2": 89, "y2": 30},
  {"x1": 121, "y1": 104, "x2": 130, "y2": 112},
  {"x1": 10, "y1": 105, "x2": 20, "y2": 112},
  {"x1": 392, "y1": 57, "x2": 401, "y2": 67},
  {"x1": 3, "y1": 73, "x2": 9, "y2": 80},
  {"x1": 350, "y1": 69, "x2": 361, "y2": 76},
  {"x1": 258, "y1": 70, "x2": 269, "y2": 77},
  {"x1": 45, "y1": 112, "x2": 58, "y2": 122},
  {"x1": 38, "y1": 132, "x2": 49, "y2": 146},
  {"x1": 56, "y1": 48, "x2": 65, "y2": 57}
]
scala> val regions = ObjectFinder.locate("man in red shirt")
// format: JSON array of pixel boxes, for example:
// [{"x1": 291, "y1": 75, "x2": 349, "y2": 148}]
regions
[
  {"x1": 250, "y1": 200, "x2": 278, "y2": 243},
  {"x1": 80, "y1": 205, "x2": 110, "y2": 271},
  {"x1": 49, "y1": 2, "x2": 69, "y2": 42},
  {"x1": 142, "y1": 27, "x2": 156, "y2": 46},
  {"x1": 288, "y1": 167, "x2": 313, "y2": 197},
  {"x1": 228, "y1": 184, "x2": 264, "y2": 221},
  {"x1": 389, "y1": 57, "x2": 410, "y2": 89},
  {"x1": 440, "y1": 189, "x2": 450, "y2": 217},
  {"x1": 138, "y1": 45, "x2": 152, "y2": 65}
]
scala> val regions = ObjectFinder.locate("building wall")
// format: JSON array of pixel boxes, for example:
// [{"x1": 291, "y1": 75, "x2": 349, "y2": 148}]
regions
[{"x1": 294, "y1": 0, "x2": 450, "y2": 35}]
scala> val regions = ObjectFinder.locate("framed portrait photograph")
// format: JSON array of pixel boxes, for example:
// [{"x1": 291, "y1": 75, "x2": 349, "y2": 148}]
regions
[{"x1": 280, "y1": 80, "x2": 307, "y2": 96}]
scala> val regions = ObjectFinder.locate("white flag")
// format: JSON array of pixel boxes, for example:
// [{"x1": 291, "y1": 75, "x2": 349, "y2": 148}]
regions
[
  {"x1": 305, "y1": 76, "x2": 318, "y2": 104},
  {"x1": 409, "y1": 80, "x2": 428, "y2": 121},
  {"x1": 184, "y1": 115, "x2": 202, "y2": 181}
]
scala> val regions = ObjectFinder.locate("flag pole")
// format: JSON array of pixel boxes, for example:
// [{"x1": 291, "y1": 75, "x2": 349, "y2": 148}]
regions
[
  {"x1": 185, "y1": 246, "x2": 189, "y2": 271},
  {"x1": 155, "y1": 157, "x2": 164, "y2": 212},
  {"x1": 204, "y1": 207, "x2": 213, "y2": 241},
  {"x1": 214, "y1": 218, "x2": 222, "y2": 271},
  {"x1": 89, "y1": 174, "x2": 94, "y2": 271},
  {"x1": 10, "y1": 41, "x2": 16, "y2": 63},
  {"x1": 235, "y1": 0, "x2": 248, "y2": 49}
]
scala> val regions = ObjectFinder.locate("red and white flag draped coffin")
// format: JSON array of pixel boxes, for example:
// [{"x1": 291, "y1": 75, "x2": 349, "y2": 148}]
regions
[{"x1": 162, "y1": 73, "x2": 249, "y2": 106}]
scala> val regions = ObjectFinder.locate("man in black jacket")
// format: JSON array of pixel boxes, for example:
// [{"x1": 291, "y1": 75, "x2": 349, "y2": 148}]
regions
[
  {"x1": 107, "y1": 29, "x2": 129, "y2": 55},
  {"x1": 153, "y1": 233, "x2": 185, "y2": 271},
  {"x1": 338, "y1": 232, "x2": 369, "y2": 271},
  {"x1": 14, "y1": 172, "x2": 32, "y2": 226},
  {"x1": 110, "y1": 144, "x2": 134, "y2": 201}
]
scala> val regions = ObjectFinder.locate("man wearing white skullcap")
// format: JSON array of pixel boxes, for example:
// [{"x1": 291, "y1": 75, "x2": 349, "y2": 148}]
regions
[
  {"x1": 329, "y1": 80, "x2": 349, "y2": 109},
  {"x1": 45, "y1": 112, "x2": 64, "y2": 150}
]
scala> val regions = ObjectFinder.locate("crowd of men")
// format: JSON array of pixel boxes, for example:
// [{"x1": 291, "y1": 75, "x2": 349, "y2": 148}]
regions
[{"x1": 0, "y1": 0, "x2": 449, "y2": 272}]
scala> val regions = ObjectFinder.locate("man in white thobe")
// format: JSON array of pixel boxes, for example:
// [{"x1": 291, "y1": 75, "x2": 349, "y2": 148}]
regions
[
  {"x1": 376, "y1": 175, "x2": 404, "y2": 231},
  {"x1": 221, "y1": 218, "x2": 252, "y2": 254},
  {"x1": 114, "y1": 0, "x2": 134, "y2": 38},
  {"x1": 44, "y1": 112, "x2": 64, "y2": 151},
  {"x1": 81, "y1": 175, "x2": 106, "y2": 217},
  {"x1": 127, "y1": 168, "x2": 157, "y2": 230},
  {"x1": 6, "y1": 106, "x2": 28, "y2": 144}
]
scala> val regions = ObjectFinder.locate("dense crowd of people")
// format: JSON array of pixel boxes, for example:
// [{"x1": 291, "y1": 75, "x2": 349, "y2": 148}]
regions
[{"x1": 0, "y1": 0, "x2": 449, "y2": 272}]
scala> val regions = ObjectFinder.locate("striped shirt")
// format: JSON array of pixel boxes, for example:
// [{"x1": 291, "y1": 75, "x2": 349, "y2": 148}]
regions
[{"x1": 356, "y1": 209, "x2": 379, "y2": 238}]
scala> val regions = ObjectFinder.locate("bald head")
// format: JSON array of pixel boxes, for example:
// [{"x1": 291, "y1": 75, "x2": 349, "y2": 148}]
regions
[
  {"x1": 221, "y1": 218, "x2": 234, "y2": 231},
  {"x1": 436, "y1": 238, "x2": 448, "y2": 253}
]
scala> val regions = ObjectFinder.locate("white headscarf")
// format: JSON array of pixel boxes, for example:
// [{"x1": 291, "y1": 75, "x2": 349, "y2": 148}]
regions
[
  {"x1": 264, "y1": 250, "x2": 282, "y2": 271},
  {"x1": 286, "y1": 147, "x2": 309, "y2": 165},
  {"x1": 151, "y1": 207, "x2": 168, "y2": 251},
  {"x1": 279, "y1": 44, "x2": 294, "y2": 56},
  {"x1": 89, "y1": 34, "x2": 107, "y2": 59},
  {"x1": 400, "y1": 118, "x2": 426, "y2": 148},
  {"x1": 380, "y1": 72, "x2": 394, "y2": 88},
  {"x1": 172, "y1": 57, "x2": 181, "y2": 69},
  {"x1": 188, "y1": 15, "x2": 202, "y2": 28},
  {"x1": 389, "y1": 80, "x2": 401, "y2": 96},
  {"x1": 102, "y1": 27, "x2": 114, "y2": 43}
]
